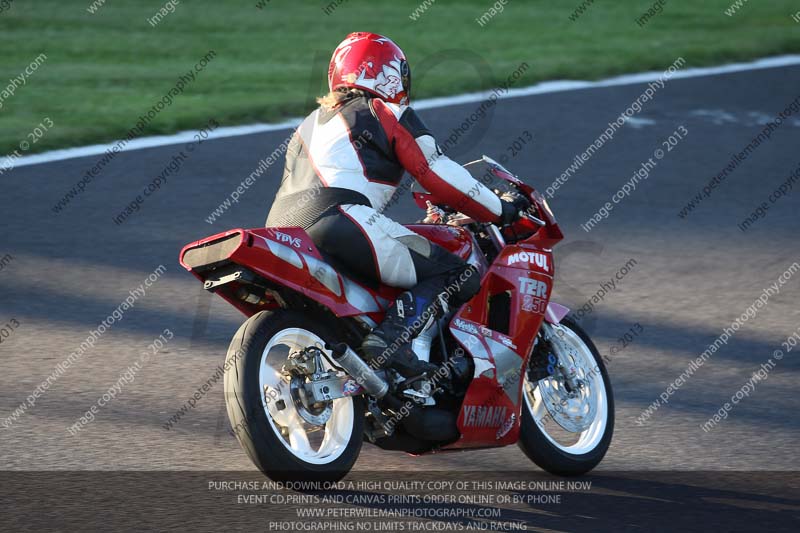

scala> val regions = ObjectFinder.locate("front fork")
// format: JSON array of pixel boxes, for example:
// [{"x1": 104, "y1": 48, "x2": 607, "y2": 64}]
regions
[{"x1": 529, "y1": 323, "x2": 583, "y2": 394}]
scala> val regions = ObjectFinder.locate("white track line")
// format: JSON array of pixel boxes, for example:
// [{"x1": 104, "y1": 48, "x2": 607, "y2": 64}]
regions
[{"x1": 9, "y1": 54, "x2": 800, "y2": 169}]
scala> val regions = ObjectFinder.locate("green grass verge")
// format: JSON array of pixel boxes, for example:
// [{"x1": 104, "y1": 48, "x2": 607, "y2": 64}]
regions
[{"x1": 1, "y1": 0, "x2": 799, "y2": 156}]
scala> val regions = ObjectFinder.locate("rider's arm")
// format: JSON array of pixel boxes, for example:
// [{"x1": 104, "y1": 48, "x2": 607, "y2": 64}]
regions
[{"x1": 371, "y1": 99, "x2": 504, "y2": 223}]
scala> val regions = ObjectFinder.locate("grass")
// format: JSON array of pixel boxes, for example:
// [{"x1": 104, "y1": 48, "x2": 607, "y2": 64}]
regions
[{"x1": 0, "y1": 0, "x2": 799, "y2": 156}]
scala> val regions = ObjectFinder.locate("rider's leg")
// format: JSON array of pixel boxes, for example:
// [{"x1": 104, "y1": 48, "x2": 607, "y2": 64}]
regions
[
  {"x1": 306, "y1": 204, "x2": 481, "y2": 377},
  {"x1": 360, "y1": 244, "x2": 479, "y2": 377}
]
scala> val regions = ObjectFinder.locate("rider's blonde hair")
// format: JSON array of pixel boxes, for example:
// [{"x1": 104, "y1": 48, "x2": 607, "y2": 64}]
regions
[{"x1": 317, "y1": 88, "x2": 355, "y2": 109}]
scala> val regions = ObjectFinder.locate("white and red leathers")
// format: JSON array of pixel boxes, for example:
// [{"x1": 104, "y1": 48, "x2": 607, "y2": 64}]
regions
[{"x1": 266, "y1": 90, "x2": 503, "y2": 289}]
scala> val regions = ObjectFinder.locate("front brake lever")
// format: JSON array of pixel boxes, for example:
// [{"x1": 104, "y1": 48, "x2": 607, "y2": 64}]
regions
[{"x1": 519, "y1": 212, "x2": 546, "y2": 227}]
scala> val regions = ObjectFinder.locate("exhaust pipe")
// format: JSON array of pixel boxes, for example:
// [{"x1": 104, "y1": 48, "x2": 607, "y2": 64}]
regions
[{"x1": 330, "y1": 343, "x2": 389, "y2": 399}]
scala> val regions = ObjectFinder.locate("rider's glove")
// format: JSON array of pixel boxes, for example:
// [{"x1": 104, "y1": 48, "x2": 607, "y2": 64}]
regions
[{"x1": 499, "y1": 191, "x2": 530, "y2": 226}]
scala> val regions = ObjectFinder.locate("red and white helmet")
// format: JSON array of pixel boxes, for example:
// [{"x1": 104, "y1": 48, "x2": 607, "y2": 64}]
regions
[{"x1": 328, "y1": 32, "x2": 411, "y2": 105}]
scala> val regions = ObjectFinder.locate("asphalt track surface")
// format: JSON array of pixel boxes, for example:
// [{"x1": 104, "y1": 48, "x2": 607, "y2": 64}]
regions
[{"x1": 2, "y1": 63, "x2": 800, "y2": 530}]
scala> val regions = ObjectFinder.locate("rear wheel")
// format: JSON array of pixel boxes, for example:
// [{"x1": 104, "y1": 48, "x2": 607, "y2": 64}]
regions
[
  {"x1": 224, "y1": 310, "x2": 364, "y2": 482},
  {"x1": 518, "y1": 317, "x2": 614, "y2": 475}
]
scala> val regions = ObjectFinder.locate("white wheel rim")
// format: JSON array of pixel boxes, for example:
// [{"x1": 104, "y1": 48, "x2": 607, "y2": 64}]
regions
[
  {"x1": 523, "y1": 324, "x2": 608, "y2": 455},
  {"x1": 259, "y1": 328, "x2": 354, "y2": 465}
]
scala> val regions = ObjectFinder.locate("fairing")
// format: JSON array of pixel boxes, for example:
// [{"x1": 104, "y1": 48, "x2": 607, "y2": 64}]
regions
[{"x1": 443, "y1": 244, "x2": 554, "y2": 449}]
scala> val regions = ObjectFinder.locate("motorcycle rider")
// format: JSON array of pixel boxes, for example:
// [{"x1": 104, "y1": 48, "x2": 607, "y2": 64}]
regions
[{"x1": 266, "y1": 32, "x2": 526, "y2": 379}]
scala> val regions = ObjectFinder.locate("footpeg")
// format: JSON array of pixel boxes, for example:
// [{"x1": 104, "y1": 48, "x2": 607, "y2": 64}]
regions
[
  {"x1": 400, "y1": 376, "x2": 438, "y2": 406},
  {"x1": 401, "y1": 387, "x2": 436, "y2": 406}
]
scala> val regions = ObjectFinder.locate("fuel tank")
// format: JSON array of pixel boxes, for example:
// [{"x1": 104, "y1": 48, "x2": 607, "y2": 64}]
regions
[{"x1": 405, "y1": 224, "x2": 480, "y2": 265}]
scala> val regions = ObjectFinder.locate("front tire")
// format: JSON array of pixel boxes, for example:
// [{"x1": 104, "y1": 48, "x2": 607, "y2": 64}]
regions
[
  {"x1": 224, "y1": 310, "x2": 364, "y2": 482},
  {"x1": 518, "y1": 317, "x2": 614, "y2": 475}
]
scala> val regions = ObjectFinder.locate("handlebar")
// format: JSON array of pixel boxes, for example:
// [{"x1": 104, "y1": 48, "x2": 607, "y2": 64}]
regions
[{"x1": 519, "y1": 211, "x2": 546, "y2": 227}]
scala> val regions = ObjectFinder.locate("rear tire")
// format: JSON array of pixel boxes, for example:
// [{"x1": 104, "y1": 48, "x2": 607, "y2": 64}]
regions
[
  {"x1": 518, "y1": 317, "x2": 614, "y2": 476},
  {"x1": 224, "y1": 310, "x2": 364, "y2": 482}
]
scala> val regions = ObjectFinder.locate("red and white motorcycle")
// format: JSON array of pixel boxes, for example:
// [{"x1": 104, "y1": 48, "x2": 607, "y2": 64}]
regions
[{"x1": 179, "y1": 156, "x2": 614, "y2": 481}]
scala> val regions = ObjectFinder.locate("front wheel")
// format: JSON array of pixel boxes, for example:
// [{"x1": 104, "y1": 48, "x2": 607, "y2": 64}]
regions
[
  {"x1": 518, "y1": 317, "x2": 614, "y2": 475},
  {"x1": 224, "y1": 310, "x2": 364, "y2": 482}
]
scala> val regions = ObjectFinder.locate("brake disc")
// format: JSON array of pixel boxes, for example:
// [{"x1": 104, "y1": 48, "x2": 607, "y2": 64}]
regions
[{"x1": 538, "y1": 326, "x2": 597, "y2": 433}]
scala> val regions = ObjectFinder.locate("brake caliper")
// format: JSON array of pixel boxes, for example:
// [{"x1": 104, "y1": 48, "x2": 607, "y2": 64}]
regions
[{"x1": 284, "y1": 346, "x2": 320, "y2": 376}]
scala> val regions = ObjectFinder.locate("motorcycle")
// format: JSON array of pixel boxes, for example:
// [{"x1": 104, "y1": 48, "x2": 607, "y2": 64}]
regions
[{"x1": 179, "y1": 156, "x2": 614, "y2": 481}]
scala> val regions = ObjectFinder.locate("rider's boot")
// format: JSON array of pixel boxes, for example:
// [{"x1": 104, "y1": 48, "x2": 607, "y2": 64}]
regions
[{"x1": 361, "y1": 282, "x2": 444, "y2": 379}]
